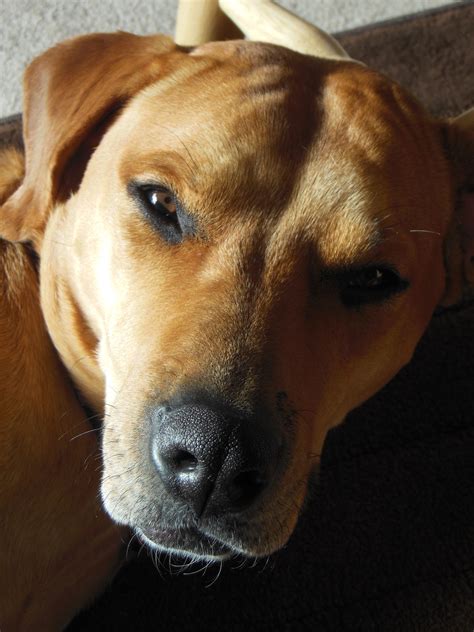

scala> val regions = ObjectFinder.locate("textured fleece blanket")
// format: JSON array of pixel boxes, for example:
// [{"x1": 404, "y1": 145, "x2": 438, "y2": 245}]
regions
[{"x1": 1, "y1": 4, "x2": 473, "y2": 631}]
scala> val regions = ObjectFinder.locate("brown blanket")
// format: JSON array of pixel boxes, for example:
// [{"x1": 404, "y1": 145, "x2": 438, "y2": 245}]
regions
[{"x1": 1, "y1": 4, "x2": 473, "y2": 630}]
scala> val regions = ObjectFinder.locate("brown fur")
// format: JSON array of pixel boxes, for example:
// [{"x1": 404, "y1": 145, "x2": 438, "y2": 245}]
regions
[
  {"x1": 0, "y1": 32, "x2": 473, "y2": 626},
  {"x1": 0, "y1": 149, "x2": 122, "y2": 630}
]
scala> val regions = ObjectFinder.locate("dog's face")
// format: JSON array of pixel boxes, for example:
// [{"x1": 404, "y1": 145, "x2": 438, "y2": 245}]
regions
[{"x1": 1, "y1": 35, "x2": 473, "y2": 559}]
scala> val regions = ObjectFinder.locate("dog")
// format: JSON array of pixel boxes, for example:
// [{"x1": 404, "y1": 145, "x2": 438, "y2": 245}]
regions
[{"x1": 1, "y1": 1, "x2": 473, "y2": 628}]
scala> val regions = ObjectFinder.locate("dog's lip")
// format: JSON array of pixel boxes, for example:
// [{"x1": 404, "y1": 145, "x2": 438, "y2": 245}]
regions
[{"x1": 136, "y1": 524, "x2": 233, "y2": 560}]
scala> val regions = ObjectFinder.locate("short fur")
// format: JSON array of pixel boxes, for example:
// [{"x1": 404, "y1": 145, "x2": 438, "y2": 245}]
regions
[{"x1": 0, "y1": 32, "x2": 473, "y2": 629}]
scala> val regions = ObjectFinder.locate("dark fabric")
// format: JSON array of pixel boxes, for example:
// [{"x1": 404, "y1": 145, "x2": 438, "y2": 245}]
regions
[
  {"x1": 0, "y1": 114, "x2": 22, "y2": 149},
  {"x1": 338, "y1": 2, "x2": 474, "y2": 118},
  {"x1": 1, "y1": 4, "x2": 473, "y2": 631}
]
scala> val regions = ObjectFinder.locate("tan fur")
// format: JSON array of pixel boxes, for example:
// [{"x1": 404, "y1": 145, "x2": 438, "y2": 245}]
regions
[
  {"x1": 0, "y1": 31, "x2": 473, "y2": 626},
  {"x1": 0, "y1": 146, "x2": 25, "y2": 203},
  {"x1": 0, "y1": 149, "x2": 122, "y2": 630}
]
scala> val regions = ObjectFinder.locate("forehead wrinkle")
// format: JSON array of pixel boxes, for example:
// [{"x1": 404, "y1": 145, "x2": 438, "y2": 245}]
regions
[
  {"x1": 126, "y1": 49, "x2": 327, "y2": 224},
  {"x1": 125, "y1": 104, "x2": 291, "y2": 222}
]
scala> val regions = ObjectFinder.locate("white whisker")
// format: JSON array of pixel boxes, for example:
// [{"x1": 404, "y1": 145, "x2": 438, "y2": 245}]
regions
[
  {"x1": 69, "y1": 427, "x2": 101, "y2": 442},
  {"x1": 409, "y1": 229, "x2": 441, "y2": 236}
]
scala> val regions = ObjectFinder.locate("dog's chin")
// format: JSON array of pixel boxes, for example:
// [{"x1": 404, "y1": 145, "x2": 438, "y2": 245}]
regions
[{"x1": 136, "y1": 525, "x2": 234, "y2": 561}]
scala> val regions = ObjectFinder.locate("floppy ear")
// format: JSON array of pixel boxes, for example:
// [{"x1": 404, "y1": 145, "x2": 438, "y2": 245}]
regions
[
  {"x1": 441, "y1": 108, "x2": 474, "y2": 305},
  {"x1": 0, "y1": 32, "x2": 177, "y2": 246}
]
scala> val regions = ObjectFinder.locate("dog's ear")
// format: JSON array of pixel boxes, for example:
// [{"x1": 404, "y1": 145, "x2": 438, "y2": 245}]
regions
[
  {"x1": 0, "y1": 32, "x2": 177, "y2": 245},
  {"x1": 441, "y1": 108, "x2": 474, "y2": 305}
]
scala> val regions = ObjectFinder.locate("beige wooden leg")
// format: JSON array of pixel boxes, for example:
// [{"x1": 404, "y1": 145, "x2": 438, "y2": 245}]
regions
[
  {"x1": 175, "y1": 0, "x2": 354, "y2": 61},
  {"x1": 218, "y1": 0, "x2": 350, "y2": 59},
  {"x1": 175, "y1": 0, "x2": 242, "y2": 47}
]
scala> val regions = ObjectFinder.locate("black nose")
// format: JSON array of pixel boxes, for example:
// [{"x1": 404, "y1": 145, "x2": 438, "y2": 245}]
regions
[{"x1": 151, "y1": 404, "x2": 279, "y2": 518}]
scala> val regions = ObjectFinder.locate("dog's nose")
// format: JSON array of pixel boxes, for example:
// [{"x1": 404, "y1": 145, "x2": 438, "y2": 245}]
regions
[{"x1": 151, "y1": 405, "x2": 279, "y2": 517}]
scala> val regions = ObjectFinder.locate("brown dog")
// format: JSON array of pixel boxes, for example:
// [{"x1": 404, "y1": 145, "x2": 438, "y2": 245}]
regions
[{"x1": 1, "y1": 2, "x2": 473, "y2": 628}]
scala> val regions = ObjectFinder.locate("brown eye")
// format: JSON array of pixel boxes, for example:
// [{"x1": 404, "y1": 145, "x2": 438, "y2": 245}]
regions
[
  {"x1": 145, "y1": 188, "x2": 178, "y2": 222},
  {"x1": 347, "y1": 267, "x2": 385, "y2": 289},
  {"x1": 340, "y1": 265, "x2": 409, "y2": 307},
  {"x1": 128, "y1": 181, "x2": 185, "y2": 244}
]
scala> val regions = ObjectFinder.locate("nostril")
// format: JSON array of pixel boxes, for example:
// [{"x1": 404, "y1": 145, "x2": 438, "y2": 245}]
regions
[
  {"x1": 228, "y1": 470, "x2": 266, "y2": 510},
  {"x1": 156, "y1": 444, "x2": 200, "y2": 475},
  {"x1": 172, "y1": 449, "x2": 199, "y2": 473}
]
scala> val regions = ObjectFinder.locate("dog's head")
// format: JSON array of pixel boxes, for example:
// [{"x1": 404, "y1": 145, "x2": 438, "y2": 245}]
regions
[{"x1": 1, "y1": 30, "x2": 473, "y2": 560}]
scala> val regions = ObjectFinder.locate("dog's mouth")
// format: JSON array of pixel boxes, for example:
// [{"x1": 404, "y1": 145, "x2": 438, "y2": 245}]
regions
[
  {"x1": 102, "y1": 396, "x2": 305, "y2": 560},
  {"x1": 136, "y1": 524, "x2": 233, "y2": 560}
]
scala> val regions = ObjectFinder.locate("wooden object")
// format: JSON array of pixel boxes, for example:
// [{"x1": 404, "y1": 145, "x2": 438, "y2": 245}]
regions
[{"x1": 175, "y1": 0, "x2": 242, "y2": 46}]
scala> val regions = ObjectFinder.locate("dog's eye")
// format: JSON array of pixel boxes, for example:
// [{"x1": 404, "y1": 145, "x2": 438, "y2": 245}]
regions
[
  {"x1": 140, "y1": 186, "x2": 179, "y2": 224},
  {"x1": 340, "y1": 265, "x2": 409, "y2": 307},
  {"x1": 129, "y1": 182, "x2": 186, "y2": 244}
]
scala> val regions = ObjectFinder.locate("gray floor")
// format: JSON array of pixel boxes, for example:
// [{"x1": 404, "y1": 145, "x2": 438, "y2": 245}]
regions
[{"x1": 0, "y1": 0, "x2": 461, "y2": 117}]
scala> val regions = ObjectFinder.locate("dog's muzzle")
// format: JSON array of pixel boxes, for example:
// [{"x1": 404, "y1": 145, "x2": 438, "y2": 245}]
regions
[{"x1": 150, "y1": 404, "x2": 280, "y2": 520}]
